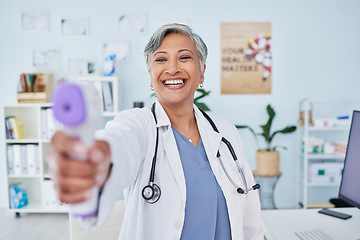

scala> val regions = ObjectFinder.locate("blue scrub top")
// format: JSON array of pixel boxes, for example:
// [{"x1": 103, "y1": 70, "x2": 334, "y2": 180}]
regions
[{"x1": 172, "y1": 127, "x2": 232, "y2": 240}]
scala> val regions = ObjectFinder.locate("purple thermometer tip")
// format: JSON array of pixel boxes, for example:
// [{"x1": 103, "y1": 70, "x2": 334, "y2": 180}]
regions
[{"x1": 52, "y1": 83, "x2": 87, "y2": 127}]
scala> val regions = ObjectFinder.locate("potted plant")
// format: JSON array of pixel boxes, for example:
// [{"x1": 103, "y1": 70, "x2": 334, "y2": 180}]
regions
[{"x1": 236, "y1": 104, "x2": 297, "y2": 176}]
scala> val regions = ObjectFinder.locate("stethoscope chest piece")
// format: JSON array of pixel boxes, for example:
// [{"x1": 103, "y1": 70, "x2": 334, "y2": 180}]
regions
[{"x1": 142, "y1": 183, "x2": 161, "y2": 204}]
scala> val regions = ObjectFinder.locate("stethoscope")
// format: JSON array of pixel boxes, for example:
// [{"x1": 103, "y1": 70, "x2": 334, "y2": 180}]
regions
[{"x1": 142, "y1": 103, "x2": 260, "y2": 204}]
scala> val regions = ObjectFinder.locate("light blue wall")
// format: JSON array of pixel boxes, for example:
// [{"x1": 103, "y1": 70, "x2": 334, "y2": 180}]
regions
[{"x1": 1, "y1": 0, "x2": 360, "y2": 208}]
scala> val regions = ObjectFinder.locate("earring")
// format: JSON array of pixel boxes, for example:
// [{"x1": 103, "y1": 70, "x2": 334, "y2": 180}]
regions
[
  {"x1": 199, "y1": 83, "x2": 204, "y2": 88},
  {"x1": 150, "y1": 84, "x2": 154, "y2": 91}
]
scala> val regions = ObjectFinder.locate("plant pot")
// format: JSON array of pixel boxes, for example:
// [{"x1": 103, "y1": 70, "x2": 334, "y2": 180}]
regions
[{"x1": 254, "y1": 149, "x2": 281, "y2": 177}]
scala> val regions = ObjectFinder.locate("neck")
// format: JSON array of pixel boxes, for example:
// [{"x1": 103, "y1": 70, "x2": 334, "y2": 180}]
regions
[{"x1": 161, "y1": 101, "x2": 195, "y2": 130}]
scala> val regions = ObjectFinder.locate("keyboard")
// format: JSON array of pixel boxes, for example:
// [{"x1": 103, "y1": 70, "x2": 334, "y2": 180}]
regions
[{"x1": 295, "y1": 229, "x2": 334, "y2": 240}]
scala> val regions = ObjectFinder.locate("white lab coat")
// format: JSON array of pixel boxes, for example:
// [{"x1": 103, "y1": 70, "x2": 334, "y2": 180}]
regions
[{"x1": 86, "y1": 99, "x2": 263, "y2": 240}]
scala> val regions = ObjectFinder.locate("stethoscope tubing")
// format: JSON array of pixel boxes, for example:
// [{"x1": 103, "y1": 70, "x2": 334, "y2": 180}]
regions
[{"x1": 143, "y1": 103, "x2": 259, "y2": 204}]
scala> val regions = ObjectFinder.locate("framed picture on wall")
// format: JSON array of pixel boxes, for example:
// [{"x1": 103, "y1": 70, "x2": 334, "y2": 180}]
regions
[
  {"x1": 67, "y1": 57, "x2": 97, "y2": 76},
  {"x1": 21, "y1": 11, "x2": 49, "y2": 31},
  {"x1": 117, "y1": 13, "x2": 147, "y2": 35},
  {"x1": 59, "y1": 16, "x2": 89, "y2": 38},
  {"x1": 102, "y1": 41, "x2": 130, "y2": 62},
  {"x1": 32, "y1": 48, "x2": 60, "y2": 68}
]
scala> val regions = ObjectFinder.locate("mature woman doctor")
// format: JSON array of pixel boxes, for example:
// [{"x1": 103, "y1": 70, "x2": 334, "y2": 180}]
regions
[{"x1": 49, "y1": 23, "x2": 263, "y2": 240}]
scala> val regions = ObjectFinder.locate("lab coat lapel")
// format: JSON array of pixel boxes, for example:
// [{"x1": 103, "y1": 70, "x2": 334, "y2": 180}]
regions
[
  {"x1": 155, "y1": 100, "x2": 186, "y2": 204},
  {"x1": 195, "y1": 106, "x2": 243, "y2": 190},
  {"x1": 194, "y1": 107, "x2": 223, "y2": 176},
  {"x1": 162, "y1": 129, "x2": 186, "y2": 203}
]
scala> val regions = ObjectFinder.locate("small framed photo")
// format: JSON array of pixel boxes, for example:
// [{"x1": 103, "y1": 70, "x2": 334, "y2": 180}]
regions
[
  {"x1": 32, "y1": 48, "x2": 59, "y2": 68},
  {"x1": 67, "y1": 57, "x2": 97, "y2": 76},
  {"x1": 117, "y1": 13, "x2": 147, "y2": 35},
  {"x1": 60, "y1": 17, "x2": 89, "y2": 38},
  {"x1": 21, "y1": 11, "x2": 49, "y2": 31},
  {"x1": 103, "y1": 41, "x2": 130, "y2": 62}
]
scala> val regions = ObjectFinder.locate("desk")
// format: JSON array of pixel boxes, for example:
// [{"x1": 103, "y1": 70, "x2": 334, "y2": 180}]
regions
[{"x1": 261, "y1": 208, "x2": 360, "y2": 240}]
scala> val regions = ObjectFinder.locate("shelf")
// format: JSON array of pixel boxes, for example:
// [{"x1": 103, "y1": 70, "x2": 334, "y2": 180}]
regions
[
  {"x1": 299, "y1": 201, "x2": 335, "y2": 209},
  {"x1": 307, "y1": 182, "x2": 340, "y2": 187},
  {"x1": 302, "y1": 153, "x2": 345, "y2": 160},
  {"x1": 5, "y1": 139, "x2": 40, "y2": 144},
  {"x1": 8, "y1": 175, "x2": 41, "y2": 178},
  {"x1": 8, "y1": 201, "x2": 68, "y2": 213},
  {"x1": 300, "y1": 126, "x2": 350, "y2": 131}
]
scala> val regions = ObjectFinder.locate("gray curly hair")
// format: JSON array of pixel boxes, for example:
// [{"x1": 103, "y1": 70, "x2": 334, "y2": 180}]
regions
[{"x1": 144, "y1": 23, "x2": 208, "y2": 71}]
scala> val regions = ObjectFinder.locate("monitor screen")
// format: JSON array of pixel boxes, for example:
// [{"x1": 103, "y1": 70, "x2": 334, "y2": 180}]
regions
[{"x1": 339, "y1": 110, "x2": 360, "y2": 209}]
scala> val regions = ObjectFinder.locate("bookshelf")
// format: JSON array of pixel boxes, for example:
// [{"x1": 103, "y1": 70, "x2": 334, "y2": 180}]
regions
[
  {"x1": 77, "y1": 76, "x2": 119, "y2": 117},
  {"x1": 296, "y1": 100, "x2": 351, "y2": 209},
  {"x1": 3, "y1": 76, "x2": 120, "y2": 215},
  {"x1": 3, "y1": 103, "x2": 68, "y2": 214}
]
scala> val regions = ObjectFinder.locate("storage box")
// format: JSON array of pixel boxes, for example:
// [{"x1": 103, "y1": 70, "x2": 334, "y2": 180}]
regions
[
  {"x1": 17, "y1": 73, "x2": 53, "y2": 103},
  {"x1": 309, "y1": 162, "x2": 343, "y2": 184}
]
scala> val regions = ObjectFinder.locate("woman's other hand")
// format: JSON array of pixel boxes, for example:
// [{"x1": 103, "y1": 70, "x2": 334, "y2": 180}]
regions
[{"x1": 48, "y1": 131, "x2": 112, "y2": 204}]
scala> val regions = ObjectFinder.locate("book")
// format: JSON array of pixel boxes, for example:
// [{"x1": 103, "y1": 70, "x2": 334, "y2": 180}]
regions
[
  {"x1": 5, "y1": 116, "x2": 14, "y2": 139},
  {"x1": 9, "y1": 117, "x2": 26, "y2": 139},
  {"x1": 9, "y1": 183, "x2": 28, "y2": 209}
]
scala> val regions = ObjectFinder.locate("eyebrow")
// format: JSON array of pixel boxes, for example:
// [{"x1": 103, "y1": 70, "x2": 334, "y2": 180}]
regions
[{"x1": 153, "y1": 49, "x2": 194, "y2": 57}]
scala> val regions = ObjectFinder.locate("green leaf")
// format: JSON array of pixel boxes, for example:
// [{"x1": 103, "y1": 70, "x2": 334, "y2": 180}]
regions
[
  {"x1": 260, "y1": 104, "x2": 276, "y2": 144},
  {"x1": 195, "y1": 102, "x2": 210, "y2": 112},
  {"x1": 269, "y1": 125, "x2": 297, "y2": 144},
  {"x1": 194, "y1": 89, "x2": 211, "y2": 102},
  {"x1": 272, "y1": 145, "x2": 288, "y2": 151}
]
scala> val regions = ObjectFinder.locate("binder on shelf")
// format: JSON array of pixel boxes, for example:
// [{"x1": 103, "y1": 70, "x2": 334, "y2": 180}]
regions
[
  {"x1": 20, "y1": 145, "x2": 28, "y2": 175},
  {"x1": 34, "y1": 144, "x2": 40, "y2": 175},
  {"x1": 102, "y1": 81, "x2": 114, "y2": 112},
  {"x1": 6, "y1": 145, "x2": 15, "y2": 175},
  {"x1": 46, "y1": 107, "x2": 57, "y2": 138},
  {"x1": 13, "y1": 144, "x2": 22, "y2": 175},
  {"x1": 92, "y1": 81, "x2": 104, "y2": 111},
  {"x1": 42, "y1": 179, "x2": 61, "y2": 209},
  {"x1": 9, "y1": 183, "x2": 28, "y2": 209},
  {"x1": 27, "y1": 144, "x2": 37, "y2": 175},
  {"x1": 40, "y1": 108, "x2": 48, "y2": 139},
  {"x1": 8, "y1": 144, "x2": 40, "y2": 176}
]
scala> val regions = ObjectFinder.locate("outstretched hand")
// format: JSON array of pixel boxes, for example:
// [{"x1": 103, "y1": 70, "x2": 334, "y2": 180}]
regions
[{"x1": 48, "y1": 131, "x2": 112, "y2": 204}]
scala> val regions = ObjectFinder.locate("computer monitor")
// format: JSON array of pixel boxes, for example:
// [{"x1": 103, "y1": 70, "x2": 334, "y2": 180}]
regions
[{"x1": 339, "y1": 110, "x2": 360, "y2": 209}]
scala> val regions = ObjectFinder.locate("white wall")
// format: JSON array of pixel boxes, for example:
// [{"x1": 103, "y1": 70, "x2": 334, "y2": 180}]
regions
[{"x1": 1, "y1": 0, "x2": 360, "y2": 208}]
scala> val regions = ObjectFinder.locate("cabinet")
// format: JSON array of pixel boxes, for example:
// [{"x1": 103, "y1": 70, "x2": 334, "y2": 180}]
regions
[
  {"x1": 4, "y1": 103, "x2": 67, "y2": 213},
  {"x1": 3, "y1": 76, "x2": 119, "y2": 214},
  {"x1": 296, "y1": 100, "x2": 351, "y2": 209}
]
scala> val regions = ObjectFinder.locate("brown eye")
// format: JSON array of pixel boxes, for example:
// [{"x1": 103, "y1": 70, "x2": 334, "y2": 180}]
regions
[
  {"x1": 155, "y1": 58, "x2": 166, "y2": 62},
  {"x1": 180, "y1": 56, "x2": 192, "y2": 60}
]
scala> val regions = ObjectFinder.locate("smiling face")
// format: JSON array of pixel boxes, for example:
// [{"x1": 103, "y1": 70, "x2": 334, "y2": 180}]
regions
[{"x1": 148, "y1": 33, "x2": 206, "y2": 109}]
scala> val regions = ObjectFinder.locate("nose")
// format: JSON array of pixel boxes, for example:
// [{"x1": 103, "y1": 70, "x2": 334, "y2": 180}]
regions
[{"x1": 165, "y1": 59, "x2": 181, "y2": 75}]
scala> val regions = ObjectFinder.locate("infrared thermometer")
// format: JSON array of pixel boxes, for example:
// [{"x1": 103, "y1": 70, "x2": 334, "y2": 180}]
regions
[{"x1": 52, "y1": 82, "x2": 102, "y2": 218}]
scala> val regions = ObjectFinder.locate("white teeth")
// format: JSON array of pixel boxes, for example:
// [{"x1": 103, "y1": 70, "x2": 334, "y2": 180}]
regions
[{"x1": 164, "y1": 79, "x2": 184, "y2": 85}]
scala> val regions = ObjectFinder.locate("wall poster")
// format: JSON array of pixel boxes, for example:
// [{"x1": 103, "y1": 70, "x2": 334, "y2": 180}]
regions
[{"x1": 221, "y1": 22, "x2": 272, "y2": 94}]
